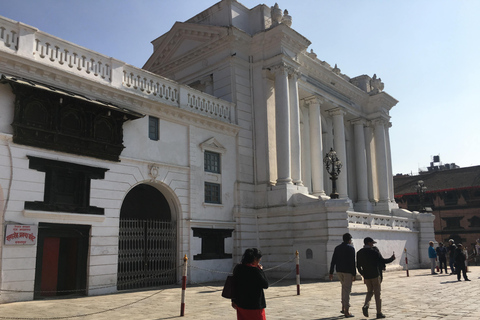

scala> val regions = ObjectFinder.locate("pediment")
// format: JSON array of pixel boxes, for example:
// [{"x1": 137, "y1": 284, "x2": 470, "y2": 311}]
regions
[
  {"x1": 144, "y1": 22, "x2": 229, "y2": 72},
  {"x1": 199, "y1": 137, "x2": 226, "y2": 154}
]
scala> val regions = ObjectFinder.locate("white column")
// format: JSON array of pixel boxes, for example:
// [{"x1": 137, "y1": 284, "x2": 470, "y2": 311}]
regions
[
  {"x1": 364, "y1": 123, "x2": 377, "y2": 202},
  {"x1": 329, "y1": 108, "x2": 348, "y2": 199},
  {"x1": 272, "y1": 64, "x2": 292, "y2": 185},
  {"x1": 373, "y1": 118, "x2": 389, "y2": 203},
  {"x1": 386, "y1": 122, "x2": 397, "y2": 206},
  {"x1": 289, "y1": 70, "x2": 302, "y2": 186},
  {"x1": 305, "y1": 96, "x2": 326, "y2": 197},
  {"x1": 352, "y1": 119, "x2": 369, "y2": 202}
]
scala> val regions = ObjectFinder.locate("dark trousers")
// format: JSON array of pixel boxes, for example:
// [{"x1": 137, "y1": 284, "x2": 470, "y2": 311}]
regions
[
  {"x1": 456, "y1": 265, "x2": 468, "y2": 280},
  {"x1": 449, "y1": 256, "x2": 455, "y2": 273},
  {"x1": 438, "y1": 257, "x2": 447, "y2": 273}
]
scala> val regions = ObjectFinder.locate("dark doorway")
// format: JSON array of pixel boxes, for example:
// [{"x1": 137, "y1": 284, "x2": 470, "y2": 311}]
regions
[
  {"x1": 117, "y1": 184, "x2": 177, "y2": 290},
  {"x1": 34, "y1": 223, "x2": 90, "y2": 299}
]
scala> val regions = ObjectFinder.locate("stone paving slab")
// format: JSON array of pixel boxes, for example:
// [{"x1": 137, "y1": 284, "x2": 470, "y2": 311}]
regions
[{"x1": 0, "y1": 267, "x2": 479, "y2": 319}]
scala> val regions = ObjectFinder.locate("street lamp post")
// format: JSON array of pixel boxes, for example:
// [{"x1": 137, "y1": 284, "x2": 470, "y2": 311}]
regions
[
  {"x1": 415, "y1": 180, "x2": 427, "y2": 212},
  {"x1": 323, "y1": 148, "x2": 342, "y2": 199}
]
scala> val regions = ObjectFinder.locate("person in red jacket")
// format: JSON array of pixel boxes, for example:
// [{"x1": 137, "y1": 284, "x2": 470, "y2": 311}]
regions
[{"x1": 356, "y1": 237, "x2": 395, "y2": 319}]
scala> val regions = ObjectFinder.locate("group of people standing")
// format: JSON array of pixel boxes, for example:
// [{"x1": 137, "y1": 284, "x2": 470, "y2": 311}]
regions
[
  {"x1": 329, "y1": 233, "x2": 395, "y2": 319},
  {"x1": 428, "y1": 239, "x2": 470, "y2": 281}
]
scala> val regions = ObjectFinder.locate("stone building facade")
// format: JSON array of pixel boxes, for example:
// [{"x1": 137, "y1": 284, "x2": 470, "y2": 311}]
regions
[{"x1": 0, "y1": 0, "x2": 434, "y2": 303}]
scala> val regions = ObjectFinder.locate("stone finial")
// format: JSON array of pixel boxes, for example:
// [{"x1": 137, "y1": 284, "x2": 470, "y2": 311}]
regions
[
  {"x1": 271, "y1": 3, "x2": 283, "y2": 26},
  {"x1": 307, "y1": 49, "x2": 317, "y2": 59},
  {"x1": 332, "y1": 64, "x2": 341, "y2": 75},
  {"x1": 281, "y1": 9, "x2": 292, "y2": 27},
  {"x1": 370, "y1": 74, "x2": 384, "y2": 94}
]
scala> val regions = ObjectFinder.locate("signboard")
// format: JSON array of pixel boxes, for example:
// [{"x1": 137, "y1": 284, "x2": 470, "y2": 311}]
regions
[{"x1": 5, "y1": 225, "x2": 38, "y2": 245}]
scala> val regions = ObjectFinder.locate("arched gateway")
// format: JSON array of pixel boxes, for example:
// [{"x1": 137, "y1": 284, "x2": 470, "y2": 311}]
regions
[{"x1": 117, "y1": 184, "x2": 177, "y2": 290}]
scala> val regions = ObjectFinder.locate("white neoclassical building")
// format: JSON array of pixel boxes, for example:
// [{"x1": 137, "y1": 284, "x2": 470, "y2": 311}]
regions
[{"x1": 0, "y1": 0, "x2": 434, "y2": 303}]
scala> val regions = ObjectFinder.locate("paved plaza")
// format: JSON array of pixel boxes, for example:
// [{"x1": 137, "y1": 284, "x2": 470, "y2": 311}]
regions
[{"x1": 0, "y1": 267, "x2": 479, "y2": 320}]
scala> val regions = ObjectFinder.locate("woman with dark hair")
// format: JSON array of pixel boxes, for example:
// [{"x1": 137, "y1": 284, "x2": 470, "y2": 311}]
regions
[{"x1": 232, "y1": 248, "x2": 269, "y2": 320}]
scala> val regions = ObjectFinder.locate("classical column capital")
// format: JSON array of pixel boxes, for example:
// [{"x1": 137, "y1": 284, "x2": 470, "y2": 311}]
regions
[
  {"x1": 372, "y1": 117, "x2": 389, "y2": 127},
  {"x1": 269, "y1": 63, "x2": 289, "y2": 76},
  {"x1": 350, "y1": 118, "x2": 367, "y2": 126},
  {"x1": 304, "y1": 95, "x2": 325, "y2": 107},
  {"x1": 269, "y1": 63, "x2": 299, "y2": 78},
  {"x1": 327, "y1": 107, "x2": 346, "y2": 117}
]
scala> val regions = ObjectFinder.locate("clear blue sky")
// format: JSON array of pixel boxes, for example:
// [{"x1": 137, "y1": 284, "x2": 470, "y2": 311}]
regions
[{"x1": 2, "y1": 0, "x2": 479, "y2": 175}]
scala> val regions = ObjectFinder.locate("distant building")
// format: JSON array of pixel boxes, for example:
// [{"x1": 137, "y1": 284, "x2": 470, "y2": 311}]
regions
[{"x1": 394, "y1": 164, "x2": 480, "y2": 253}]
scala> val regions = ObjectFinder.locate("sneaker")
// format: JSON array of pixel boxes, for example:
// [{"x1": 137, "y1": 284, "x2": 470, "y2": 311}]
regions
[
  {"x1": 465, "y1": 279, "x2": 471, "y2": 281},
  {"x1": 376, "y1": 313, "x2": 386, "y2": 319},
  {"x1": 362, "y1": 306, "x2": 369, "y2": 317},
  {"x1": 344, "y1": 313, "x2": 354, "y2": 318}
]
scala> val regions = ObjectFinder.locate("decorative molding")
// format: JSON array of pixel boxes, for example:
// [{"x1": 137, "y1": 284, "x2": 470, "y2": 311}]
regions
[{"x1": 200, "y1": 137, "x2": 227, "y2": 154}]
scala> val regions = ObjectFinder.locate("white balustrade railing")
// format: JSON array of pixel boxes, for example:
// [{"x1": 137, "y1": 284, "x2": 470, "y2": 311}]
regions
[
  {"x1": 0, "y1": 16, "x2": 235, "y2": 125},
  {"x1": 0, "y1": 18, "x2": 19, "y2": 52},
  {"x1": 348, "y1": 212, "x2": 416, "y2": 231}
]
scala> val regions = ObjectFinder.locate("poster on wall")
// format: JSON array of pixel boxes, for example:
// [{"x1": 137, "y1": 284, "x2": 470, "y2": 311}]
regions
[{"x1": 5, "y1": 225, "x2": 38, "y2": 245}]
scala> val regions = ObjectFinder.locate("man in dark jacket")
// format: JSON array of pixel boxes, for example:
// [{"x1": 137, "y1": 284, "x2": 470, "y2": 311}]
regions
[
  {"x1": 356, "y1": 237, "x2": 395, "y2": 319},
  {"x1": 454, "y1": 244, "x2": 470, "y2": 281},
  {"x1": 329, "y1": 233, "x2": 356, "y2": 318}
]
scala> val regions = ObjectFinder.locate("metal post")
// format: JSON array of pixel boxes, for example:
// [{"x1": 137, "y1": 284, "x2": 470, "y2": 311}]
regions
[
  {"x1": 404, "y1": 248, "x2": 409, "y2": 277},
  {"x1": 296, "y1": 250, "x2": 300, "y2": 295},
  {"x1": 180, "y1": 254, "x2": 188, "y2": 316}
]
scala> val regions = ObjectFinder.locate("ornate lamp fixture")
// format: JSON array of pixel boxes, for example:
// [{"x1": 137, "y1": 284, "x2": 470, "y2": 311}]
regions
[
  {"x1": 323, "y1": 148, "x2": 342, "y2": 199},
  {"x1": 415, "y1": 180, "x2": 427, "y2": 212}
]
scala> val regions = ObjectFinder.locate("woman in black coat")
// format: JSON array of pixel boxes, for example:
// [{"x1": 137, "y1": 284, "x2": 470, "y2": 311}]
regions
[{"x1": 232, "y1": 248, "x2": 269, "y2": 320}]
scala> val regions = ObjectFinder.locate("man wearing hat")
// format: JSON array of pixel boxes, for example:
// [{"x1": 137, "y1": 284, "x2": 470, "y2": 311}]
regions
[
  {"x1": 329, "y1": 233, "x2": 356, "y2": 318},
  {"x1": 356, "y1": 237, "x2": 395, "y2": 319}
]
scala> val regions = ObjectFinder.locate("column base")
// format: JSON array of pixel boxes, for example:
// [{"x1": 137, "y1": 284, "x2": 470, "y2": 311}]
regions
[
  {"x1": 354, "y1": 200, "x2": 374, "y2": 213},
  {"x1": 267, "y1": 183, "x2": 309, "y2": 206},
  {"x1": 373, "y1": 200, "x2": 399, "y2": 214}
]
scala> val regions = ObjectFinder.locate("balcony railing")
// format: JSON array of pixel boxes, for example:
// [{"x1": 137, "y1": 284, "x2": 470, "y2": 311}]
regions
[{"x1": 0, "y1": 16, "x2": 236, "y2": 125}]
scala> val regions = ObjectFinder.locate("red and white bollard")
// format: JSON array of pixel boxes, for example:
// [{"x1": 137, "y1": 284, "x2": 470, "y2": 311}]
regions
[
  {"x1": 404, "y1": 248, "x2": 409, "y2": 277},
  {"x1": 296, "y1": 250, "x2": 300, "y2": 295},
  {"x1": 180, "y1": 254, "x2": 188, "y2": 316}
]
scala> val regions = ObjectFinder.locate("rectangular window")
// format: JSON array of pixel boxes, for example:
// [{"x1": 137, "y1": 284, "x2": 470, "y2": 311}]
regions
[
  {"x1": 204, "y1": 151, "x2": 220, "y2": 173},
  {"x1": 205, "y1": 182, "x2": 221, "y2": 204},
  {"x1": 148, "y1": 116, "x2": 159, "y2": 140}
]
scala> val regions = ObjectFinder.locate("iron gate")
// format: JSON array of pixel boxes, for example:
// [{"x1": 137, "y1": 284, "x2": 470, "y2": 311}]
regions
[{"x1": 117, "y1": 219, "x2": 177, "y2": 290}]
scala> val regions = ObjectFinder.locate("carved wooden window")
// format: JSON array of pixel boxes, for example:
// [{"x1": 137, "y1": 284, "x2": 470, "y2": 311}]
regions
[
  {"x1": 443, "y1": 191, "x2": 458, "y2": 206},
  {"x1": 442, "y1": 217, "x2": 464, "y2": 230},
  {"x1": 192, "y1": 227, "x2": 233, "y2": 260},
  {"x1": 3, "y1": 76, "x2": 142, "y2": 161},
  {"x1": 25, "y1": 156, "x2": 108, "y2": 215}
]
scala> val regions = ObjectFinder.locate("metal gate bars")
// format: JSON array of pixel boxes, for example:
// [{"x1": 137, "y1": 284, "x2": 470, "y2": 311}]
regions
[{"x1": 117, "y1": 219, "x2": 177, "y2": 290}]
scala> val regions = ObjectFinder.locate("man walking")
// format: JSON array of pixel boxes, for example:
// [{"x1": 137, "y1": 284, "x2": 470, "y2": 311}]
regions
[
  {"x1": 356, "y1": 237, "x2": 395, "y2": 319},
  {"x1": 329, "y1": 233, "x2": 356, "y2": 318}
]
